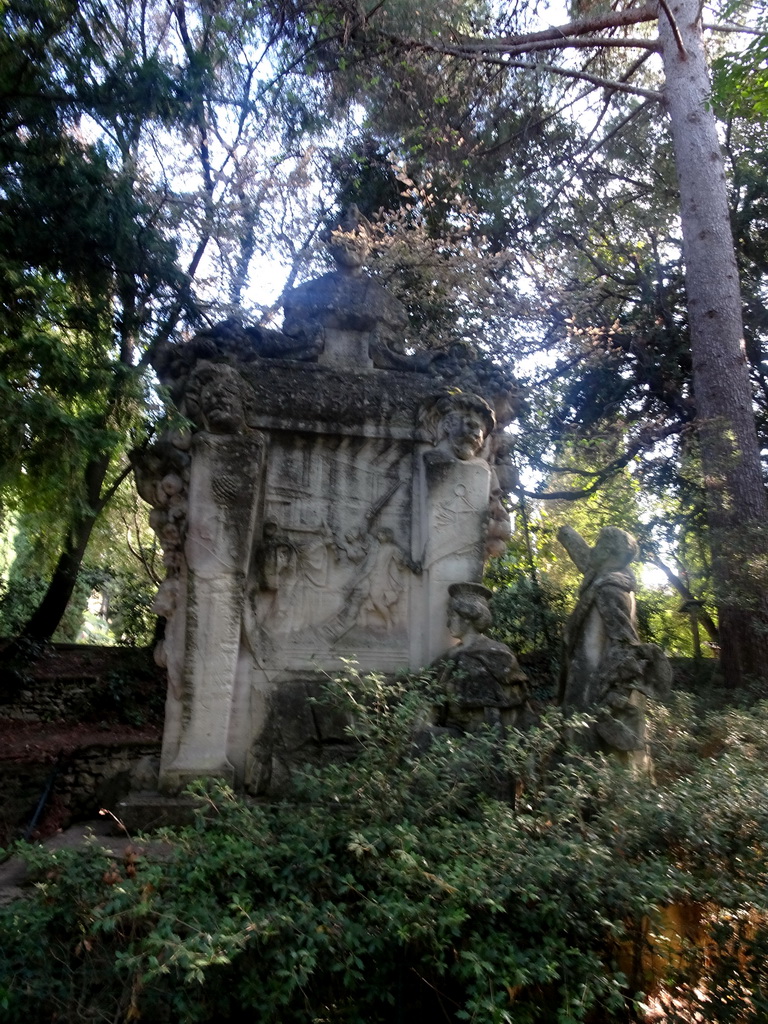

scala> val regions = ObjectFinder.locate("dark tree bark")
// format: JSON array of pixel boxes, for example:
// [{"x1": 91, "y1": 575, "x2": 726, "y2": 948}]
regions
[
  {"x1": 658, "y1": 0, "x2": 768, "y2": 685},
  {"x1": 12, "y1": 454, "x2": 110, "y2": 648}
]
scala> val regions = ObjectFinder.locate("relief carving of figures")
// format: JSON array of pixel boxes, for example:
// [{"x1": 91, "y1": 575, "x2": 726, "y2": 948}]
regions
[
  {"x1": 251, "y1": 520, "x2": 299, "y2": 634},
  {"x1": 558, "y1": 525, "x2": 672, "y2": 761},
  {"x1": 336, "y1": 527, "x2": 369, "y2": 566},
  {"x1": 434, "y1": 582, "x2": 530, "y2": 733},
  {"x1": 330, "y1": 526, "x2": 421, "y2": 641},
  {"x1": 248, "y1": 519, "x2": 335, "y2": 638}
]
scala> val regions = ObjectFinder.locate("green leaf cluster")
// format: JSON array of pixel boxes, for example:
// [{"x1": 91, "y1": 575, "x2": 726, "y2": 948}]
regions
[{"x1": 2, "y1": 670, "x2": 768, "y2": 1022}]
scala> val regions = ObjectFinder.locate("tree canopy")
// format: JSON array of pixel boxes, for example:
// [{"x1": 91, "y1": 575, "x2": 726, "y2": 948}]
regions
[{"x1": 2, "y1": 0, "x2": 768, "y2": 684}]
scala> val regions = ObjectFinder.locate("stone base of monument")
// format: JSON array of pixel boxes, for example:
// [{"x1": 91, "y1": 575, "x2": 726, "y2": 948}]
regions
[
  {"x1": 159, "y1": 761, "x2": 236, "y2": 796},
  {"x1": 115, "y1": 791, "x2": 209, "y2": 833}
]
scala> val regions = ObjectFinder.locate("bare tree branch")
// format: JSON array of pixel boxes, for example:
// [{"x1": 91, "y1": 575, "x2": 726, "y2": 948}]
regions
[
  {"x1": 492, "y1": 36, "x2": 660, "y2": 56},
  {"x1": 648, "y1": 554, "x2": 719, "y2": 641},
  {"x1": 657, "y1": 0, "x2": 688, "y2": 59},
  {"x1": 704, "y1": 21, "x2": 765, "y2": 35},
  {"x1": 95, "y1": 461, "x2": 134, "y2": 515},
  {"x1": 448, "y1": 4, "x2": 659, "y2": 49},
  {"x1": 258, "y1": 210, "x2": 329, "y2": 324}
]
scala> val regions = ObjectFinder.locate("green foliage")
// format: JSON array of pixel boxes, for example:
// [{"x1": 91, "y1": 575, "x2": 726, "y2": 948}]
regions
[
  {"x1": 485, "y1": 560, "x2": 567, "y2": 692},
  {"x1": 0, "y1": 524, "x2": 44, "y2": 637},
  {"x1": 713, "y1": 16, "x2": 768, "y2": 120},
  {"x1": 0, "y1": 521, "x2": 90, "y2": 640},
  {"x1": 635, "y1": 586, "x2": 697, "y2": 658},
  {"x1": 2, "y1": 670, "x2": 768, "y2": 1022},
  {"x1": 0, "y1": 0, "x2": 341, "y2": 640},
  {"x1": 104, "y1": 571, "x2": 157, "y2": 646},
  {"x1": 0, "y1": 519, "x2": 156, "y2": 644}
]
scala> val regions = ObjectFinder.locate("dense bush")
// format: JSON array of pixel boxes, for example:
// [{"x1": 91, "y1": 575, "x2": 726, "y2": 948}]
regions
[
  {"x1": 1, "y1": 671, "x2": 767, "y2": 1023},
  {"x1": 486, "y1": 565, "x2": 567, "y2": 694}
]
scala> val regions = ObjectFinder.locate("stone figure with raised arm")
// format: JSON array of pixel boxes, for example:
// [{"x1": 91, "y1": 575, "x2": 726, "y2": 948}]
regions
[{"x1": 558, "y1": 524, "x2": 672, "y2": 762}]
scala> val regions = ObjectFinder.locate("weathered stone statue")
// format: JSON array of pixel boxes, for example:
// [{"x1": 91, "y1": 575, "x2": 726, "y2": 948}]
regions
[
  {"x1": 435, "y1": 582, "x2": 531, "y2": 733},
  {"x1": 558, "y1": 525, "x2": 672, "y2": 764},
  {"x1": 134, "y1": 208, "x2": 525, "y2": 794}
]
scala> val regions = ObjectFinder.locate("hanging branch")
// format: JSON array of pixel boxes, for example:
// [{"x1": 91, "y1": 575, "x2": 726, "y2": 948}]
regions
[
  {"x1": 648, "y1": 554, "x2": 719, "y2": 641},
  {"x1": 523, "y1": 421, "x2": 683, "y2": 500},
  {"x1": 457, "y1": 56, "x2": 663, "y2": 101}
]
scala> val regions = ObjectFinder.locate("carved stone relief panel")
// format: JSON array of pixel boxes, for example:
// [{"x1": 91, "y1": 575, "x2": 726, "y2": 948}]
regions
[
  {"x1": 243, "y1": 433, "x2": 418, "y2": 670},
  {"x1": 136, "y1": 232, "x2": 527, "y2": 797}
]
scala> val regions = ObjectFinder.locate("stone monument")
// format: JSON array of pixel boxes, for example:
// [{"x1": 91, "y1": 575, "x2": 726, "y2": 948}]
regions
[
  {"x1": 557, "y1": 524, "x2": 672, "y2": 765},
  {"x1": 135, "y1": 210, "x2": 524, "y2": 794}
]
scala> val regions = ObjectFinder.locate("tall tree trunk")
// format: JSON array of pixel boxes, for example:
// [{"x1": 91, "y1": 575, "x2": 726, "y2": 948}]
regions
[
  {"x1": 14, "y1": 453, "x2": 110, "y2": 646},
  {"x1": 659, "y1": 0, "x2": 768, "y2": 685}
]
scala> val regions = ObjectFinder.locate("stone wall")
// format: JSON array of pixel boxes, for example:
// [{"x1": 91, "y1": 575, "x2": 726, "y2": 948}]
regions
[
  {"x1": 0, "y1": 645, "x2": 163, "y2": 842},
  {"x1": 0, "y1": 740, "x2": 161, "y2": 843}
]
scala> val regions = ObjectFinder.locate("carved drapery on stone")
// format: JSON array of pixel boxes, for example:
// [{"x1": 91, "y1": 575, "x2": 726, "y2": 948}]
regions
[
  {"x1": 134, "y1": 210, "x2": 524, "y2": 794},
  {"x1": 558, "y1": 524, "x2": 672, "y2": 766}
]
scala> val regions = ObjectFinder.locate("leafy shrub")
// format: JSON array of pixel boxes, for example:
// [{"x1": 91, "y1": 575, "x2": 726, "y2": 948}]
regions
[
  {"x1": 486, "y1": 565, "x2": 567, "y2": 697},
  {"x1": 105, "y1": 569, "x2": 157, "y2": 646},
  {"x1": 1, "y1": 670, "x2": 767, "y2": 1023},
  {"x1": 486, "y1": 566, "x2": 567, "y2": 657},
  {"x1": 0, "y1": 572, "x2": 48, "y2": 639}
]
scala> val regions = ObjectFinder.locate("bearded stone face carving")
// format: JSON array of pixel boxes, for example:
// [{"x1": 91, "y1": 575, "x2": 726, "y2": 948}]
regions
[
  {"x1": 186, "y1": 363, "x2": 246, "y2": 434},
  {"x1": 420, "y1": 391, "x2": 495, "y2": 461}
]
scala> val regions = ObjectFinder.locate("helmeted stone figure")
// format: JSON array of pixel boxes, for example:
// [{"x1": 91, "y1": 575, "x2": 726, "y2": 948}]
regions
[
  {"x1": 558, "y1": 524, "x2": 672, "y2": 764},
  {"x1": 435, "y1": 582, "x2": 531, "y2": 734}
]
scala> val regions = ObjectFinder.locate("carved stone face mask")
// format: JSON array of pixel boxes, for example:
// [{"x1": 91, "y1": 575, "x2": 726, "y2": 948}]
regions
[
  {"x1": 447, "y1": 605, "x2": 468, "y2": 640},
  {"x1": 201, "y1": 371, "x2": 245, "y2": 433},
  {"x1": 442, "y1": 411, "x2": 487, "y2": 460}
]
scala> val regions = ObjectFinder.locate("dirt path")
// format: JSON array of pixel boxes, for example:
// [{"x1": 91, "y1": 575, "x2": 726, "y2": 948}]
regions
[{"x1": 0, "y1": 718, "x2": 161, "y2": 763}]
